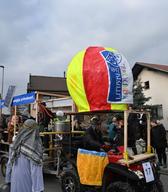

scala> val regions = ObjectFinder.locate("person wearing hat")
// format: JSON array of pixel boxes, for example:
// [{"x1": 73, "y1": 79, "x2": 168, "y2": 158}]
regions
[
  {"x1": 5, "y1": 119, "x2": 44, "y2": 192},
  {"x1": 83, "y1": 115, "x2": 105, "y2": 151}
]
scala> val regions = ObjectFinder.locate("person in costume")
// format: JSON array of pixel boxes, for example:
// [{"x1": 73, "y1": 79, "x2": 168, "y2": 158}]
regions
[{"x1": 5, "y1": 119, "x2": 44, "y2": 192}]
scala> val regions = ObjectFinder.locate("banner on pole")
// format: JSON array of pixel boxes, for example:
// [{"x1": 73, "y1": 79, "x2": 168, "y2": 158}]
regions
[
  {"x1": 11, "y1": 92, "x2": 36, "y2": 106},
  {"x1": 0, "y1": 100, "x2": 4, "y2": 109}
]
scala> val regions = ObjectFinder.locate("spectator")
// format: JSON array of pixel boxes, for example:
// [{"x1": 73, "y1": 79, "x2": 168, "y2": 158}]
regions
[
  {"x1": 151, "y1": 119, "x2": 167, "y2": 168},
  {"x1": 108, "y1": 116, "x2": 117, "y2": 144},
  {"x1": 73, "y1": 115, "x2": 83, "y2": 130},
  {"x1": 6, "y1": 119, "x2": 44, "y2": 192}
]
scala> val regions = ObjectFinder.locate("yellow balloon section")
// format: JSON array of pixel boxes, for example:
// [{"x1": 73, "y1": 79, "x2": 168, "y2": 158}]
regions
[{"x1": 67, "y1": 50, "x2": 90, "y2": 112}]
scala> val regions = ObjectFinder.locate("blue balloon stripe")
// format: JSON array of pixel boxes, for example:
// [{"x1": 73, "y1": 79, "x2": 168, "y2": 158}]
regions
[{"x1": 100, "y1": 50, "x2": 122, "y2": 102}]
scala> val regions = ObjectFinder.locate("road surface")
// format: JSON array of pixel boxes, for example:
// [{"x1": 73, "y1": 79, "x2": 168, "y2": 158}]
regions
[{"x1": 0, "y1": 169, "x2": 168, "y2": 191}]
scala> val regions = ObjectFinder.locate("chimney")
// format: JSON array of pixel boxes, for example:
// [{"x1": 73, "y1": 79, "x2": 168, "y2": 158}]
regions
[{"x1": 64, "y1": 71, "x2": 66, "y2": 78}]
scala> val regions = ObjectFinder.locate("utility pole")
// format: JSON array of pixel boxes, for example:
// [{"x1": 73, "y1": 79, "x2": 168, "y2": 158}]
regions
[{"x1": 0, "y1": 65, "x2": 4, "y2": 120}]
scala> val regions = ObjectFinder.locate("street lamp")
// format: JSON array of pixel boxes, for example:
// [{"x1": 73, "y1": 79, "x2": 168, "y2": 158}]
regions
[{"x1": 0, "y1": 65, "x2": 4, "y2": 100}]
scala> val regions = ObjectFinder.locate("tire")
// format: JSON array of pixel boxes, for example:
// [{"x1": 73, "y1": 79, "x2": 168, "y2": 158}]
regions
[
  {"x1": 61, "y1": 170, "x2": 81, "y2": 192},
  {"x1": 107, "y1": 181, "x2": 135, "y2": 192},
  {"x1": 1, "y1": 157, "x2": 8, "y2": 177}
]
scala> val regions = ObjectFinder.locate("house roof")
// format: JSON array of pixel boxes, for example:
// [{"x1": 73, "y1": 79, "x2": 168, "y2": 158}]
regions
[
  {"x1": 132, "y1": 62, "x2": 168, "y2": 80},
  {"x1": 27, "y1": 75, "x2": 69, "y2": 95}
]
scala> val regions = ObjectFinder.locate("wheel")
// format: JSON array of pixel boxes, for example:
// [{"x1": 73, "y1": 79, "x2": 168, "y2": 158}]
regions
[
  {"x1": 61, "y1": 170, "x2": 81, "y2": 192},
  {"x1": 107, "y1": 181, "x2": 135, "y2": 192},
  {"x1": 1, "y1": 157, "x2": 8, "y2": 177},
  {"x1": 148, "y1": 181, "x2": 164, "y2": 192}
]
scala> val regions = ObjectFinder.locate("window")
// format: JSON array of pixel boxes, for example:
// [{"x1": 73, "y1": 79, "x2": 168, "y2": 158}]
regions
[
  {"x1": 151, "y1": 105, "x2": 163, "y2": 120},
  {"x1": 144, "y1": 81, "x2": 150, "y2": 89}
]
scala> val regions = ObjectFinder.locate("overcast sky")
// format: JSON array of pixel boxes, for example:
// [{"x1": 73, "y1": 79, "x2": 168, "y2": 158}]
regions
[{"x1": 0, "y1": 0, "x2": 168, "y2": 96}]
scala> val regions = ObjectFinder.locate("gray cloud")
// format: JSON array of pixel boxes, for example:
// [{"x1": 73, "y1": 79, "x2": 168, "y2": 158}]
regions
[{"x1": 0, "y1": 0, "x2": 168, "y2": 96}]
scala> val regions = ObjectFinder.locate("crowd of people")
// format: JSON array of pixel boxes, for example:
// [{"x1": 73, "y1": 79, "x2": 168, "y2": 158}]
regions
[{"x1": 83, "y1": 109, "x2": 168, "y2": 168}]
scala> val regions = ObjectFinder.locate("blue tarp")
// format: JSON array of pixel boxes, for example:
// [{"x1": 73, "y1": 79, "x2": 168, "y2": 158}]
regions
[
  {"x1": 0, "y1": 99, "x2": 4, "y2": 108},
  {"x1": 11, "y1": 92, "x2": 36, "y2": 106}
]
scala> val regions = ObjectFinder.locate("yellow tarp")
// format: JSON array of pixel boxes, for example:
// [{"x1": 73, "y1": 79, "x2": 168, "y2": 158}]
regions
[{"x1": 77, "y1": 149, "x2": 109, "y2": 186}]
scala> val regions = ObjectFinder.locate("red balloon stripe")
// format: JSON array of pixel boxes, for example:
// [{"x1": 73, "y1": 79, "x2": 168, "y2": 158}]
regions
[{"x1": 83, "y1": 47, "x2": 111, "y2": 111}]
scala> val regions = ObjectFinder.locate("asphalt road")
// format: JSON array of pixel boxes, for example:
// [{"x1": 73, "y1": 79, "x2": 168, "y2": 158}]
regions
[
  {"x1": 0, "y1": 171, "x2": 62, "y2": 192},
  {"x1": 161, "y1": 174, "x2": 168, "y2": 191},
  {"x1": 43, "y1": 174, "x2": 62, "y2": 192},
  {"x1": 1, "y1": 170, "x2": 168, "y2": 192},
  {"x1": 0, "y1": 173, "x2": 62, "y2": 191}
]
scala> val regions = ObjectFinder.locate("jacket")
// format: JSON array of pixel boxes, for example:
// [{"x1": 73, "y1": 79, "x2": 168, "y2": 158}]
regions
[
  {"x1": 151, "y1": 124, "x2": 167, "y2": 148},
  {"x1": 83, "y1": 126, "x2": 104, "y2": 151}
]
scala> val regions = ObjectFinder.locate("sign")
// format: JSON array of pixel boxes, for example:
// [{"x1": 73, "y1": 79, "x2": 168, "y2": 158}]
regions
[
  {"x1": 142, "y1": 162, "x2": 154, "y2": 183},
  {"x1": 11, "y1": 92, "x2": 36, "y2": 106},
  {"x1": 4, "y1": 85, "x2": 16, "y2": 108},
  {"x1": 0, "y1": 100, "x2": 4, "y2": 109}
]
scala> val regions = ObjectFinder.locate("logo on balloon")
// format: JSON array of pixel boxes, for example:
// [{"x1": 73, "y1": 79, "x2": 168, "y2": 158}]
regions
[
  {"x1": 105, "y1": 51, "x2": 122, "y2": 66},
  {"x1": 100, "y1": 50, "x2": 129, "y2": 103}
]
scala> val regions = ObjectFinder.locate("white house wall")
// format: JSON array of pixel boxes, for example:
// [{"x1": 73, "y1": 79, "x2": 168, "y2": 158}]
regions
[{"x1": 138, "y1": 68, "x2": 168, "y2": 130}]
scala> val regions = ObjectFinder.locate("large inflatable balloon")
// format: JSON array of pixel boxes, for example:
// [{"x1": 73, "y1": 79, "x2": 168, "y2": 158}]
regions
[{"x1": 66, "y1": 46, "x2": 133, "y2": 112}]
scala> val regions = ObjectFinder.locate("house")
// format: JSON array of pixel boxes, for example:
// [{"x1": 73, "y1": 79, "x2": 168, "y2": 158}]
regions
[
  {"x1": 132, "y1": 62, "x2": 168, "y2": 130},
  {"x1": 27, "y1": 75, "x2": 74, "y2": 116}
]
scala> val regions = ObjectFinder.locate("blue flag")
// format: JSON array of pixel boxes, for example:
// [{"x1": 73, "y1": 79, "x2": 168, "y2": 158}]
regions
[
  {"x1": 0, "y1": 100, "x2": 4, "y2": 109},
  {"x1": 11, "y1": 92, "x2": 36, "y2": 106}
]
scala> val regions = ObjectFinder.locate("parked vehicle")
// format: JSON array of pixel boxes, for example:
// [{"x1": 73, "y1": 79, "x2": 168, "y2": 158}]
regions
[{"x1": 0, "y1": 143, "x2": 9, "y2": 177}]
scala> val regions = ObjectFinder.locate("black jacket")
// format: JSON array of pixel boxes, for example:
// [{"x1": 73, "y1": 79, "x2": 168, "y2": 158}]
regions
[
  {"x1": 83, "y1": 126, "x2": 104, "y2": 151},
  {"x1": 128, "y1": 113, "x2": 139, "y2": 146},
  {"x1": 151, "y1": 124, "x2": 167, "y2": 148},
  {"x1": 114, "y1": 127, "x2": 124, "y2": 146}
]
